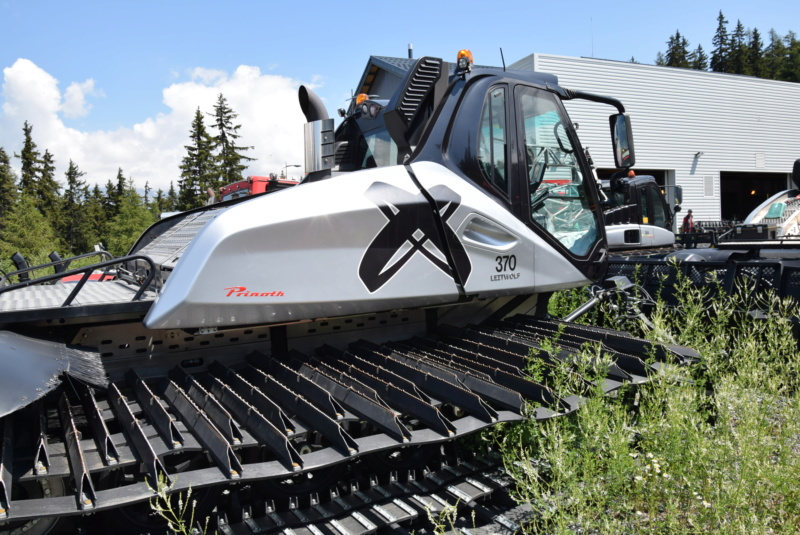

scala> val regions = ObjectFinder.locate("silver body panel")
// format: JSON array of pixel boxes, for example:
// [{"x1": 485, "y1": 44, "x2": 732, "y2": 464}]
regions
[
  {"x1": 606, "y1": 223, "x2": 675, "y2": 250},
  {"x1": 145, "y1": 162, "x2": 591, "y2": 330},
  {"x1": 744, "y1": 190, "x2": 800, "y2": 238}
]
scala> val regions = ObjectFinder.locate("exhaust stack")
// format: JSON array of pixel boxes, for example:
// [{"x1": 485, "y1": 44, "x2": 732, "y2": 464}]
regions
[{"x1": 299, "y1": 86, "x2": 334, "y2": 182}]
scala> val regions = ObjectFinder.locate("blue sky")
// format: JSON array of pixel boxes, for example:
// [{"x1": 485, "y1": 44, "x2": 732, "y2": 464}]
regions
[{"x1": 1, "y1": 0, "x2": 798, "y2": 191}]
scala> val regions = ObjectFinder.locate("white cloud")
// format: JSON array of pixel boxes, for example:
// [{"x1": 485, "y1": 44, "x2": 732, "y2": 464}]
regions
[
  {"x1": 62, "y1": 79, "x2": 102, "y2": 119},
  {"x1": 189, "y1": 67, "x2": 227, "y2": 85},
  {"x1": 2, "y1": 59, "x2": 61, "y2": 128},
  {"x1": 0, "y1": 59, "x2": 309, "y2": 193}
]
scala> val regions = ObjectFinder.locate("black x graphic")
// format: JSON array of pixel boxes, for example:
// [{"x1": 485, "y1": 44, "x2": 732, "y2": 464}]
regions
[{"x1": 359, "y1": 181, "x2": 471, "y2": 293}]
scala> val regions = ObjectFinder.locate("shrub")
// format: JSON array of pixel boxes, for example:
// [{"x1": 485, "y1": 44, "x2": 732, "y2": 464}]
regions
[{"x1": 499, "y1": 268, "x2": 800, "y2": 534}]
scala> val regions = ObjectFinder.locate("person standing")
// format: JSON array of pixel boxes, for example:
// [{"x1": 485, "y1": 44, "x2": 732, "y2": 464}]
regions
[{"x1": 682, "y1": 209, "x2": 694, "y2": 233}]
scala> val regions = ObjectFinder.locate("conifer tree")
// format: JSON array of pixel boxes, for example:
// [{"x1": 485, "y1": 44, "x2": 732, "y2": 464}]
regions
[
  {"x1": 61, "y1": 160, "x2": 86, "y2": 253},
  {"x1": 104, "y1": 169, "x2": 127, "y2": 217},
  {"x1": 0, "y1": 194, "x2": 65, "y2": 269},
  {"x1": 765, "y1": 29, "x2": 788, "y2": 80},
  {"x1": 748, "y1": 28, "x2": 765, "y2": 77},
  {"x1": 36, "y1": 149, "x2": 62, "y2": 228},
  {"x1": 104, "y1": 179, "x2": 117, "y2": 219},
  {"x1": 690, "y1": 44, "x2": 709, "y2": 70},
  {"x1": 82, "y1": 184, "x2": 109, "y2": 252},
  {"x1": 711, "y1": 11, "x2": 730, "y2": 72},
  {"x1": 15, "y1": 121, "x2": 41, "y2": 197},
  {"x1": 783, "y1": 33, "x2": 800, "y2": 82},
  {"x1": 665, "y1": 30, "x2": 691, "y2": 68},
  {"x1": 0, "y1": 147, "x2": 18, "y2": 228},
  {"x1": 728, "y1": 20, "x2": 747, "y2": 74},
  {"x1": 179, "y1": 107, "x2": 216, "y2": 211},
  {"x1": 166, "y1": 182, "x2": 178, "y2": 212},
  {"x1": 115, "y1": 168, "x2": 126, "y2": 204},
  {"x1": 106, "y1": 180, "x2": 156, "y2": 256},
  {"x1": 151, "y1": 189, "x2": 165, "y2": 217},
  {"x1": 208, "y1": 93, "x2": 255, "y2": 189}
]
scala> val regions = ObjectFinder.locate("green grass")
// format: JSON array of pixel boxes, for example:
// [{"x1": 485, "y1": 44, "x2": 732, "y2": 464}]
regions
[{"x1": 497, "y1": 271, "x2": 800, "y2": 534}]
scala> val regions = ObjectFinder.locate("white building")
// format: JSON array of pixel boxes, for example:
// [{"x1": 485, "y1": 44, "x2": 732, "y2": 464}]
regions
[{"x1": 511, "y1": 54, "x2": 800, "y2": 223}]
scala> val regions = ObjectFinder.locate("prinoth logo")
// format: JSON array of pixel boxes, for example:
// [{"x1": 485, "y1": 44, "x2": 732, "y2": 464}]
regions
[
  {"x1": 358, "y1": 181, "x2": 471, "y2": 293},
  {"x1": 225, "y1": 286, "x2": 285, "y2": 297}
]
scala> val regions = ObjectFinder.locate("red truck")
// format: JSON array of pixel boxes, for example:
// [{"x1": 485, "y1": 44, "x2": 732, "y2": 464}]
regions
[{"x1": 218, "y1": 173, "x2": 299, "y2": 202}]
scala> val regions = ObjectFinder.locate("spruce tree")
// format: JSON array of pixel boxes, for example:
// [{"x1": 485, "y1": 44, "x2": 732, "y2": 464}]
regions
[
  {"x1": 665, "y1": 30, "x2": 691, "y2": 68},
  {"x1": 106, "y1": 180, "x2": 156, "y2": 256},
  {"x1": 179, "y1": 107, "x2": 216, "y2": 211},
  {"x1": 0, "y1": 147, "x2": 18, "y2": 228},
  {"x1": 14, "y1": 121, "x2": 41, "y2": 197},
  {"x1": 765, "y1": 29, "x2": 788, "y2": 80},
  {"x1": 167, "y1": 182, "x2": 178, "y2": 212},
  {"x1": 728, "y1": 20, "x2": 747, "y2": 75},
  {"x1": 0, "y1": 193, "x2": 65, "y2": 270},
  {"x1": 82, "y1": 184, "x2": 109, "y2": 251},
  {"x1": 61, "y1": 160, "x2": 86, "y2": 253},
  {"x1": 782, "y1": 33, "x2": 800, "y2": 82},
  {"x1": 711, "y1": 11, "x2": 730, "y2": 72},
  {"x1": 104, "y1": 169, "x2": 127, "y2": 217},
  {"x1": 208, "y1": 93, "x2": 255, "y2": 190},
  {"x1": 104, "y1": 179, "x2": 117, "y2": 218},
  {"x1": 116, "y1": 168, "x2": 126, "y2": 205},
  {"x1": 690, "y1": 44, "x2": 709, "y2": 70},
  {"x1": 36, "y1": 149, "x2": 62, "y2": 227},
  {"x1": 151, "y1": 189, "x2": 165, "y2": 218},
  {"x1": 748, "y1": 28, "x2": 765, "y2": 77}
]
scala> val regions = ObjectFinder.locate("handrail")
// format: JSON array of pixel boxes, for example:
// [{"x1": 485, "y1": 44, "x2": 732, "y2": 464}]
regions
[
  {"x1": 1, "y1": 250, "x2": 114, "y2": 287},
  {"x1": 0, "y1": 254, "x2": 158, "y2": 307}
]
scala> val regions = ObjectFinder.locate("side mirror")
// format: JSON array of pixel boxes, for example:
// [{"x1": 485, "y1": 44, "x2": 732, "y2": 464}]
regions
[
  {"x1": 674, "y1": 185, "x2": 683, "y2": 206},
  {"x1": 609, "y1": 114, "x2": 635, "y2": 169}
]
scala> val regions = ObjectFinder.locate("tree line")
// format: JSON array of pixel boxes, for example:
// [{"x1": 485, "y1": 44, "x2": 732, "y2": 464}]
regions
[
  {"x1": 0, "y1": 93, "x2": 254, "y2": 274},
  {"x1": 652, "y1": 10, "x2": 800, "y2": 82}
]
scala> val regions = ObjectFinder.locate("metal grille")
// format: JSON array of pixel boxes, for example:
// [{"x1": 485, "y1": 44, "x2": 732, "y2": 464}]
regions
[
  {"x1": 137, "y1": 208, "x2": 226, "y2": 268},
  {"x1": 0, "y1": 280, "x2": 155, "y2": 312},
  {"x1": 397, "y1": 58, "x2": 442, "y2": 123}
]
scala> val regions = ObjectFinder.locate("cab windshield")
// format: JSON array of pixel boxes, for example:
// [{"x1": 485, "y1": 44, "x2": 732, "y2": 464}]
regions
[{"x1": 517, "y1": 86, "x2": 600, "y2": 256}]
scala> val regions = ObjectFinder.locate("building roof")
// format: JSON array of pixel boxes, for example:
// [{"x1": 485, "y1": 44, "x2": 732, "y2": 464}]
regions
[{"x1": 353, "y1": 56, "x2": 414, "y2": 99}]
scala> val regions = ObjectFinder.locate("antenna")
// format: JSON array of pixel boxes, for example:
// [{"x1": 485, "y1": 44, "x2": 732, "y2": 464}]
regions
[{"x1": 500, "y1": 48, "x2": 506, "y2": 71}]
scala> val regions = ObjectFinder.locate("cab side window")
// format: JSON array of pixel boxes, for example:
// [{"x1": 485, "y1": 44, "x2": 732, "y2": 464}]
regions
[
  {"x1": 478, "y1": 87, "x2": 508, "y2": 195},
  {"x1": 645, "y1": 185, "x2": 668, "y2": 228}
]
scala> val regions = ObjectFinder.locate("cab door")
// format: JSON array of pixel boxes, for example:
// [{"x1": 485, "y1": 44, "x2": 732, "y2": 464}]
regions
[{"x1": 513, "y1": 84, "x2": 607, "y2": 281}]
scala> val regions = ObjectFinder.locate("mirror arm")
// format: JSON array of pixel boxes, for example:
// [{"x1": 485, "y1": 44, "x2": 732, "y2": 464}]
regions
[{"x1": 561, "y1": 88, "x2": 626, "y2": 114}]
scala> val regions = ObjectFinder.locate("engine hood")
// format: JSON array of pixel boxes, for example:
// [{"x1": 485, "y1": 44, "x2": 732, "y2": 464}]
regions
[{"x1": 144, "y1": 166, "x2": 463, "y2": 329}]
